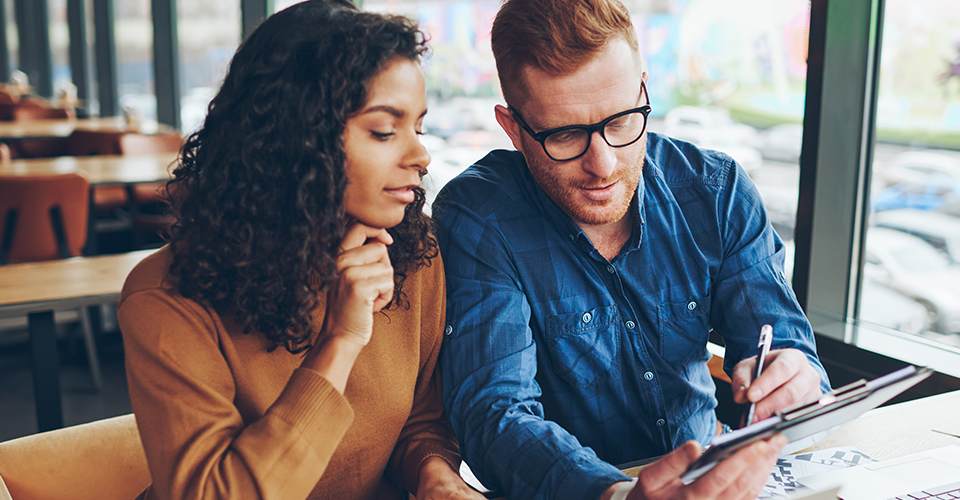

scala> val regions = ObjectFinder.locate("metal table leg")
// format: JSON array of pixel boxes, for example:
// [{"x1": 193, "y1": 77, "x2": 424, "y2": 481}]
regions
[{"x1": 28, "y1": 310, "x2": 63, "y2": 432}]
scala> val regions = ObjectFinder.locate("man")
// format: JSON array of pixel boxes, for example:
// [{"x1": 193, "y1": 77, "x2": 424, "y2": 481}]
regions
[{"x1": 432, "y1": 0, "x2": 831, "y2": 498}]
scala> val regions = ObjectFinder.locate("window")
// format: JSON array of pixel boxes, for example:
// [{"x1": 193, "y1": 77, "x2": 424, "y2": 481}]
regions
[
  {"x1": 177, "y1": 0, "x2": 239, "y2": 133},
  {"x1": 857, "y1": 0, "x2": 960, "y2": 369},
  {"x1": 115, "y1": 0, "x2": 155, "y2": 129}
]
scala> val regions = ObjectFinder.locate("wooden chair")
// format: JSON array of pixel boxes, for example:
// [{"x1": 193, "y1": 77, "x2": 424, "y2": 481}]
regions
[
  {"x1": 65, "y1": 129, "x2": 131, "y2": 221},
  {"x1": 118, "y1": 132, "x2": 183, "y2": 247},
  {"x1": 12, "y1": 103, "x2": 75, "y2": 121},
  {"x1": 0, "y1": 173, "x2": 103, "y2": 390},
  {"x1": 0, "y1": 414, "x2": 150, "y2": 500}
]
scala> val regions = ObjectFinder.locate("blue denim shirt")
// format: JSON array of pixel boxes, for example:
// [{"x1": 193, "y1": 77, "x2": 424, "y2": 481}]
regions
[{"x1": 432, "y1": 133, "x2": 830, "y2": 500}]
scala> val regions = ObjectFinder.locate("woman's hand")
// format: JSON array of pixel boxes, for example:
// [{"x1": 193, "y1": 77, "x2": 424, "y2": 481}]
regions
[
  {"x1": 321, "y1": 222, "x2": 396, "y2": 347},
  {"x1": 415, "y1": 457, "x2": 487, "y2": 500},
  {"x1": 302, "y1": 222, "x2": 395, "y2": 392}
]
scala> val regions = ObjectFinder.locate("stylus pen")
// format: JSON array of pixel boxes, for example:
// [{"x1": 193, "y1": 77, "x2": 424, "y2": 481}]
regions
[{"x1": 745, "y1": 324, "x2": 773, "y2": 426}]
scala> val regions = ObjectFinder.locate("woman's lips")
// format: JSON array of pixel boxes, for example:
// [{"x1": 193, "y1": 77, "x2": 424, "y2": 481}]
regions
[{"x1": 385, "y1": 186, "x2": 416, "y2": 204}]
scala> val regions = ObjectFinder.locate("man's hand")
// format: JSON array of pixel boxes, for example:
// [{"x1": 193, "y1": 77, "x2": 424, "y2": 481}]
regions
[
  {"x1": 617, "y1": 435, "x2": 787, "y2": 500},
  {"x1": 732, "y1": 348, "x2": 823, "y2": 424},
  {"x1": 416, "y1": 457, "x2": 488, "y2": 500}
]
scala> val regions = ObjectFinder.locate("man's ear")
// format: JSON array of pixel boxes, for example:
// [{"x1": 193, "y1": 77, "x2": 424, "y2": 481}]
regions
[{"x1": 495, "y1": 104, "x2": 525, "y2": 152}]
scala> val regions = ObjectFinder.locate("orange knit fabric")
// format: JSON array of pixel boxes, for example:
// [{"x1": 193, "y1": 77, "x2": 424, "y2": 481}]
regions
[{"x1": 118, "y1": 246, "x2": 460, "y2": 500}]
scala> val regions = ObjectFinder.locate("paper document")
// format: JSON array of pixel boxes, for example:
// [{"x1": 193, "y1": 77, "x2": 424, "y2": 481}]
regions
[{"x1": 761, "y1": 447, "x2": 877, "y2": 498}]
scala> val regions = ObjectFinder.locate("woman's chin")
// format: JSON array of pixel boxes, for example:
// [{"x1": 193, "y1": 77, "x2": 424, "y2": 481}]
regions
[{"x1": 350, "y1": 212, "x2": 407, "y2": 230}]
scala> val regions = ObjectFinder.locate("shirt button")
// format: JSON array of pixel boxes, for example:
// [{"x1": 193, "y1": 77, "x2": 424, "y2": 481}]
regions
[
  {"x1": 581, "y1": 312, "x2": 592, "y2": 323},
  {"x1": 625, "y1": 320, "x2": 636, "y2": 330},
  {"x1": 444, "y1": 325, "x2": 453, "y2": 336},
  {"x1": 606, "y1": 265, "x2": 615, "y2": 274},
  {"x1": 569, "y1": 234, "x2": 576, "y2": 241},
  {"x1": 686, "y1": 301, "x2": 697, "y2": 311},
  {"x1": 643, "y1": 371, "x2": 654, "y2": 381},
  {"x1": 656, "y1": 419, "x2": 665, "y2": 427}
]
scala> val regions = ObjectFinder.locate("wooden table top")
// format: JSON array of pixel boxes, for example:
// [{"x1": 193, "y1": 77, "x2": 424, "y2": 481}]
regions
[
  {"x1": 0, "y1": 249, "x2": 154, "y2": 315},
  {"x1": 800, "y1": 388, "x2": 960, "y2": 461},
  {"x1": 0, "y1": 117, "x2": 150, "y2": 139},
  {"x1": 0, "y1": 153, "x2": 178, "y2": 185}
]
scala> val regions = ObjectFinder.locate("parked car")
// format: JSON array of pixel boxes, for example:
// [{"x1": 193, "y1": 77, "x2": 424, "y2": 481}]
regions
[
  {"x1": 859, "y1": 275, "x2": 931, "y2": 335},
  {"x1": 864, "y1": 227, "x2": 960, "y2": 334},
  {"x1": 752, "y1": 123, "x2": 803, "y2": 164},
  {"x1": 871, "y1": 182, "x2": 960, "y2": 214},
  {"x1": 782, "y1": 240, "x2": 930, "y2": 334},
  {"x1": 663, "y1": 106, "x2": 762, "y2": 173},
  {"x1": 877, "y1": 150, "x2": 960, "y2": 188},
  {"x1": 871, "y1": 209, "x2": 960, "y2": 264}
]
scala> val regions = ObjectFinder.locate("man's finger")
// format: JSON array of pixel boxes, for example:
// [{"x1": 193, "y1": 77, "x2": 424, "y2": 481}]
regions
[
  {"x1": 744, "y1": 350, "x2": 800, "y2": 403},
  {"x1": 689, "y1": 434, "x2": 786, "y2": 497},
  {"x1": 731, "y1": 357, "x2": 758, "y2": 404},
  {"x1": 636, "y1": 441, "x2": 701, "y2": 492}
]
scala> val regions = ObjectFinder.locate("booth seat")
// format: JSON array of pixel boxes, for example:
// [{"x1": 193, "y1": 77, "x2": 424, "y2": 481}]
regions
[{"x1": 0, "y1": 414, "x2": 149, "y2": 500}]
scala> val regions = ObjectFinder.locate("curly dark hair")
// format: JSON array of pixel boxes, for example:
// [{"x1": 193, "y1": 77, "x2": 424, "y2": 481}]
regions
[{"x1": 164, "y1": 0, "x2": 435, "y2": 353}]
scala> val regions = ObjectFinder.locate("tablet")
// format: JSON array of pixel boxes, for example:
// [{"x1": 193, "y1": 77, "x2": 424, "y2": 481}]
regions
[{"x1": 680, "y1": 365, "x2": 933, "y2": 483}]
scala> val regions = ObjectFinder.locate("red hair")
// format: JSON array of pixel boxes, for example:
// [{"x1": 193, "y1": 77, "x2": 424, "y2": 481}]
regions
[{"x1": 491, "y1": 0, "x2": 639, "y2": 107}]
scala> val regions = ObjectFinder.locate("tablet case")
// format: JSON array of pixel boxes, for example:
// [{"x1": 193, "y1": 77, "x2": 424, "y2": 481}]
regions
[{"x1": 681, "y1": 365, "x2": 933, "y2": 483}]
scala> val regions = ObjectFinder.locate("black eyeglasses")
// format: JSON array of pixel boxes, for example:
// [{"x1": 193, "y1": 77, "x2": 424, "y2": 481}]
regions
[{"x1": 511, "y1": 82, "x2": 652, "y2": 162}]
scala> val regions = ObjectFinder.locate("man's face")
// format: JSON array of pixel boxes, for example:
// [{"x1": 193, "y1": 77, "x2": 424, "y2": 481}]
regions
[{"x1": 498, "y1": 38, "x2": 647, "y2": 230}]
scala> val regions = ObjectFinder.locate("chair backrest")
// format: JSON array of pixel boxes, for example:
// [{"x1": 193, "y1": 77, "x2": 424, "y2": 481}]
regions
[
  {"x1": 9, "y1": 101, "x2": 75, "y2": 121},
  {"x1": 0, "y1": 414, "x2": 151, "y2": 500},
  {"x1": 0, "y1": 173, "x2": 90, "y2": 264},
  {"x1": 66, "y1": 129, "x2": 126, "y2": 156},
  {"x1": 118, "y1": 132, "x2": 184, "y2": 154}
]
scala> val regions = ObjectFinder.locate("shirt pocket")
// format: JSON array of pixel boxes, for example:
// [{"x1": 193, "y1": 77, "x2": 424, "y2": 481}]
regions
[
  {"x1": 657, "y1": 297, "x2": 711, "y2": 366},
  {"x1": 541, "y1": 305, "x2": 621, "y2": 389}
]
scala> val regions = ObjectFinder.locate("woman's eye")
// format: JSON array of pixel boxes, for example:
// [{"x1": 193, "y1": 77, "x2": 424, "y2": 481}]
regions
[{"x1": 371, "y1": 131, "x2": 395, "y2": 141}]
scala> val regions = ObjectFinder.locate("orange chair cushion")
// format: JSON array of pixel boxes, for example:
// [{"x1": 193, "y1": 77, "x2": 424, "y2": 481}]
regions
[
  {"x1": 0, "y1": 173, "x2": 90, "y2": 263},
  {"x1": 93, "y1": 185, "x2": 130, "y2": 211}
]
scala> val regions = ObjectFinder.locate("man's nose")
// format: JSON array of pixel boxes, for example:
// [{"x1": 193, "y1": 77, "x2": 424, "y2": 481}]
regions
[{"x1": 579, "y1": 131, "x2": 618, "y2": 179}]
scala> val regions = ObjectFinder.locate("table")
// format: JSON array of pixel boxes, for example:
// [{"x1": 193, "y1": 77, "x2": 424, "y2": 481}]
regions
[
  {"x1": 0, "y1": 117, "x2": 159, "y2": 140},
  {"x1": 799, "y1": 389, "x2": 960, "y2": 460},
  {"x1": 0, "y1": 250, "x2": 154, "y2": 432},
  {"x1": 0, "y1": 153, "x2": 178, "y2": 185},
  {"x1": 0, "y1": 153, "x2": 178, "y2": 254}
]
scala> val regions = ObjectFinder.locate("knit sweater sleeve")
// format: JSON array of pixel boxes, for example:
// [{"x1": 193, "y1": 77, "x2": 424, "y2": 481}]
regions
[
  {"x1": 118, "y1": 287, "x2": 354, "y2": 500},
  {"x1": 386, "y1": 256, "x2": 462, "y2": 494}
]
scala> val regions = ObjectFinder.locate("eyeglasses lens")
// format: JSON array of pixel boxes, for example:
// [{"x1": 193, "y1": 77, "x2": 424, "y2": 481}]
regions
[{"x1": 543, "y1": 110, "x2": 647, "y2": 161}]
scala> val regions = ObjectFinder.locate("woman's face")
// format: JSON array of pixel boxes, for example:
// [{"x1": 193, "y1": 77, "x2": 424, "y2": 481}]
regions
[{"x1": 342, "y1": 57, "x2": 430, "y2": 229}]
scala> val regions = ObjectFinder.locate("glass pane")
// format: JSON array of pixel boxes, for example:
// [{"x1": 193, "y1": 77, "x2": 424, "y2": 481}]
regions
[
  {"x1": 115, "y1": 0, "x2": 155, "y2": 128},
  {"x1": 178, "y1": 0, "x2": 240, "y2": 134},
  {"x1": 48, "y1": 0, "x2": 70, "y2": 93},
  {"x1": 860, "y1": 0, "x2": 960, "y2": 369},
  {"x1": 636, "y1": 0, "x2": 810, "y2": 252},
  {"x1": 366, "y1": 0, "x2": 809, "y2": 218},
  {"x1": 5, "y1": 0, "x2": 16, "y2": 73}
]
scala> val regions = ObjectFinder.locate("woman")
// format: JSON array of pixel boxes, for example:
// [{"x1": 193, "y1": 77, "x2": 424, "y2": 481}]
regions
[{"x1": 117, "y1": 2, "x2": 486, "y2": 498}]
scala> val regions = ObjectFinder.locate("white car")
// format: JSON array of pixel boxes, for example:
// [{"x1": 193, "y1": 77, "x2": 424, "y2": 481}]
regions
[
  {"x1": 871, "y1": 209, "x2": 960, "y2": 264},
  {"x1": 782, "y1": 240, "x2": 929, "y2": 334},
  {"x1": 878, "y1": 151, "x2": 960, "y2": 188},
  {"x1": 663, "y1": 106, "x2": 762, "y2": 173},
  {"x1": 753, "y1": 123, "x2": 803, "y2": 164},
  {"x1": 864, "y1": 227, "x2": 960, "y2": 334}
]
